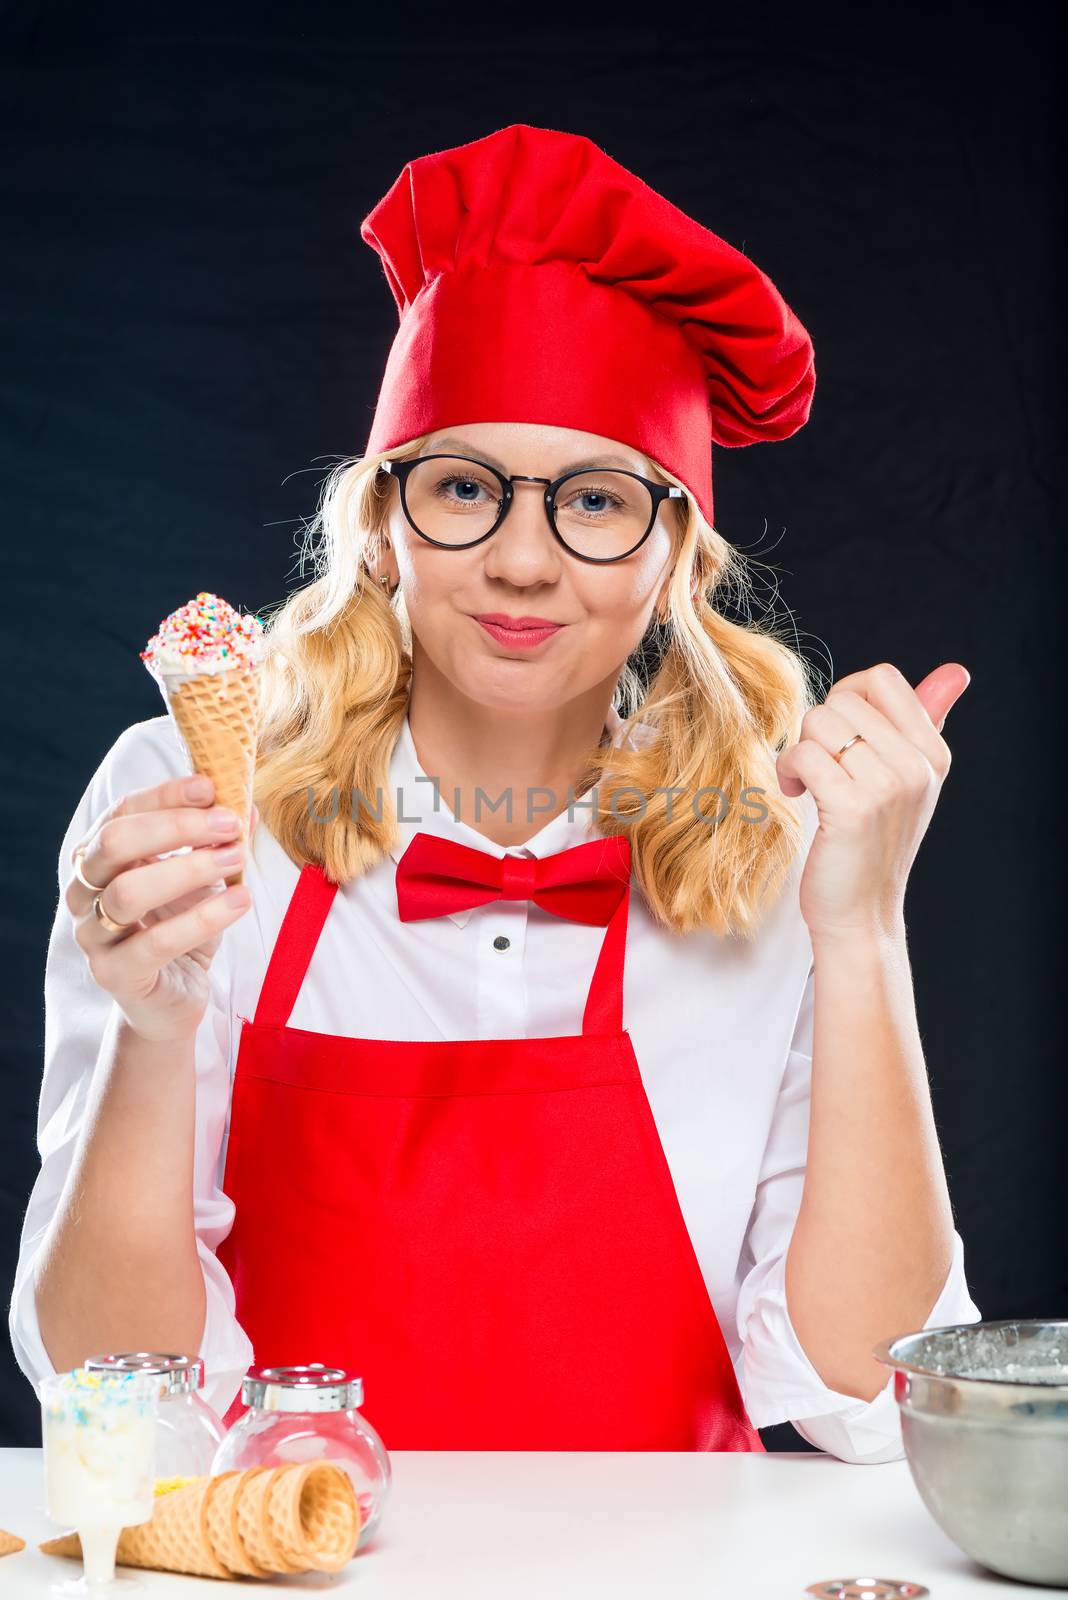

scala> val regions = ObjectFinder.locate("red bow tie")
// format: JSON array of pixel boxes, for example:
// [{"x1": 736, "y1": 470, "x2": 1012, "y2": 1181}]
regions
[{"x1": 395, "y1": 831, "x2": 632, "y2": 926}]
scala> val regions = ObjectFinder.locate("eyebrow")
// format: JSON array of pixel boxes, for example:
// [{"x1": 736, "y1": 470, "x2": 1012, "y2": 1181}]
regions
[{"x1": 429, "y1": 435, "x2": 644, "y2": 475}]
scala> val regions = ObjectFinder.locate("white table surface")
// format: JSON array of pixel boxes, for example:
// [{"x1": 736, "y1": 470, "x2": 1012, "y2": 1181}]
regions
[{"x1": 0, "y1": 1445, "x2": 1055, "y2": 1598}]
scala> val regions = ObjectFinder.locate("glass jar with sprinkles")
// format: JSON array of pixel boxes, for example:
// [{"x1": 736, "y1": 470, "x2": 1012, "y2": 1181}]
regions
[{"x1": 84, "y1": 1353, "x2": 226, "y2": 1480}]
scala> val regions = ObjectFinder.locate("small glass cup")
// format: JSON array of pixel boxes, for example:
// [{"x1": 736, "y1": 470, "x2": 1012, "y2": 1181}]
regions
[{"x1": 39, "y1": 1367, "x2": 159, "y2": 1594}]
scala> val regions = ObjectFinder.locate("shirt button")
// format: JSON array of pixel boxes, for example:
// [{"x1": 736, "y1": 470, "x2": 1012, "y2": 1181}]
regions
[{"x1": 493, "y1": 935, "x2": 511, "y2": 951}]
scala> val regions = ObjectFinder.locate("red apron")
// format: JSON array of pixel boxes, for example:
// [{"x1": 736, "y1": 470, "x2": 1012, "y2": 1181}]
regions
[{"x1": 216, "y1": 858, "x2": 765, "y2": 1452}]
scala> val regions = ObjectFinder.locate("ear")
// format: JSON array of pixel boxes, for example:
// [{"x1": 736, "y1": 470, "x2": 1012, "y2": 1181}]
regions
[{"x1": 655, "y1": 579, "x2": 701, "y2": 623}]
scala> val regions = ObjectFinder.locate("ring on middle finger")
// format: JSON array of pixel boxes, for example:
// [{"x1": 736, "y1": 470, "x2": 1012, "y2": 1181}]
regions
[
  {"x1": 93, "y1": 892, "x2": 136, "y2": 935},
  {"x1": 833, "y1": 732, "x2": 867, "y2": 764}
]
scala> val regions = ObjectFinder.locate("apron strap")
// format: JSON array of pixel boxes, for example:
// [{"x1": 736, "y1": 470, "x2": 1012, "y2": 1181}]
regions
[
  {"x1": 253, "y1": 863, "x2": 339, "y2": 1028},
  {"x1": 581, "y1": 882, "x2": 630, "y2": 1036}
]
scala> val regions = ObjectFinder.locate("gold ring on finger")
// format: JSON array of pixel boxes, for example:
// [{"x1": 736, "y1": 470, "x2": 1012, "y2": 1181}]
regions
[
  {"x1": 833, "y1": 733, "x2": 866, "y2": 763},
  {"x1": 93, "y1": 893, "x2": 135, "y2": 935},
  {"x1": 73, "y1": 844, "x2": 108, "y2": 894}
]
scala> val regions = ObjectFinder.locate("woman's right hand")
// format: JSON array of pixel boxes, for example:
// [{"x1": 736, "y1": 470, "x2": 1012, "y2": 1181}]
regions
[{"x1": 66, "y1": 773, "x2": 254, "y2": 1044}]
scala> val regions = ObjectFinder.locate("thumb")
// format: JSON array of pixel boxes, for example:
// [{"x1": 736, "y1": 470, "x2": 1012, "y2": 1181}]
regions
[{"x1": 915, "y1": 663, "x2": 971, "y2": 733}]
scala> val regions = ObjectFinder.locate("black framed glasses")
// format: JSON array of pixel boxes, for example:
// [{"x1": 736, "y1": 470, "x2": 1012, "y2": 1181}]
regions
[{"x1": 379, "y1": 454, "x2": 685, "y2": 564}]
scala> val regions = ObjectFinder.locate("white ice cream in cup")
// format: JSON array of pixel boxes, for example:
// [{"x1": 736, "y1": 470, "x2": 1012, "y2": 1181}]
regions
[{"x1": 39, "y1": 1367, "x2": 159, "y2": 1592}]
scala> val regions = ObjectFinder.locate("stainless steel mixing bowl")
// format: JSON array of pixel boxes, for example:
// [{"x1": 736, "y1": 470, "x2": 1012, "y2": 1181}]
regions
[{"x1": 872, "y1": 1318, "x2": 1068, "y2": 1587}]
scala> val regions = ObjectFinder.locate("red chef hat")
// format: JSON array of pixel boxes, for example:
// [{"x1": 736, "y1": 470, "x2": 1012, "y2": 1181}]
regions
[{"x1": 359, "y1": 123, "x2": 815, "y2": 528}]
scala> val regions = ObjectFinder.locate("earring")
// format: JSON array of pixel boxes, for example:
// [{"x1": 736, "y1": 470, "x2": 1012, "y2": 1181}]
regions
[{"x1": 376, "y1": 535, "x2": 396, "y2": 596}]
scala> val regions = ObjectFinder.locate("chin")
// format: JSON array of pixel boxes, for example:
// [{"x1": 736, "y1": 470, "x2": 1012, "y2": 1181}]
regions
[{"x1": 457, "y1": 667, "x2": 561, "y2": 717}]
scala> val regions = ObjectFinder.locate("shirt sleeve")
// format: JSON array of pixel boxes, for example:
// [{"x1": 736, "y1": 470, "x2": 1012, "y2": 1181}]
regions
[
  {"x1": 6, "y1": 717, "x2": 255, "y2": 1420},
  {"x1": 736, "y1": 959, "x2": 984, "y2": 1464}
]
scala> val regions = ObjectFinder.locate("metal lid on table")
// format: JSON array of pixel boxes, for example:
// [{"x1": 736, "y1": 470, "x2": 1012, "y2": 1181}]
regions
[
  {"x1": 241, "y1": 1363, "x2": 365, "y2": 1412},
  {"x1": 84, "y1": 1353, "x2": 205, "y2": 1396},
  {"x1": 804, "y1": 1582, "x2": 929, "y2": 1598}
]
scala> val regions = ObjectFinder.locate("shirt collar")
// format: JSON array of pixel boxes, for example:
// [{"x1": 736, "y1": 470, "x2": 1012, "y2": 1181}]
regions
[{"x1": 386, "y1": 703, "x2": 637, "y2": 929}]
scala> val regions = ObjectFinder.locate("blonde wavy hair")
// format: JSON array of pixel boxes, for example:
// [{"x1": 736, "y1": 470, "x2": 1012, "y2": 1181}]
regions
[{"x1": 252, "y1": 433, "x2": 825, "y2": 938}]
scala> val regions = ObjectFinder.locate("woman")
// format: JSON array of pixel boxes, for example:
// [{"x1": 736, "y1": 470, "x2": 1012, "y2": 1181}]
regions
[{"x1": 10, "y1": 123, "x2": 981, "y2": 1462}]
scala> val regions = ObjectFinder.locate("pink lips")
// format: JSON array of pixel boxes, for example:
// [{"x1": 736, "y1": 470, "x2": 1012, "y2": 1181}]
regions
[{"x1": 473, "y1": 614, "x2": 565, "y2": 650}]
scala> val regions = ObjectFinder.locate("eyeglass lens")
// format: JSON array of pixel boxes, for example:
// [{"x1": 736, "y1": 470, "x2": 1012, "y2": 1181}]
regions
[{"x1": 404, "y1": 456, "x2": 654, "y2": 559}]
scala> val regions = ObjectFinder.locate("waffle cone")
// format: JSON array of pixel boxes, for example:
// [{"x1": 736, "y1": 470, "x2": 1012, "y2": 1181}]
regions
[
  {"x1": 233, "y1": 1463, "x2": 300, "y2": 1573},
  {"x1": 39, "y1": 1462, "x2": 361, "y2": 1580},
  {"x1": 122, "y1": 1473, "x2": 231, "y2": 1578},
  {"x1": 39, "y1": 1531, "x2": 81, "y2": 1559},
  {"x1": 0, "y1": 1526, "x2": 26, "y2": 1556},
  {"x1": 265, "y1": 1462, "x2": 361, "y2": 1574},
  {"x1": 165, "y1": 666, "x2": 261, "y2": 886},
  {"x1": 204, "y1": 1466, "x2": 271, "y2": 1577}
]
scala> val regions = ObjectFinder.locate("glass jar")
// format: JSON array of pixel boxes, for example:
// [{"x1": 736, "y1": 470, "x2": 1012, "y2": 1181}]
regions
[
  {"x1": 84, "y1": 1353, "x2": 226, "y2": 1479},
  {"x1": 210, "y1": 1364, "x2": 391, "y2": 1547}
]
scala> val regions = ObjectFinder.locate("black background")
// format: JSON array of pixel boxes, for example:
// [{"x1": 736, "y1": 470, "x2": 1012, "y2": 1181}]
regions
[{"x1": 1, "y1": 1, "x2": 1064, "y2": 1449}]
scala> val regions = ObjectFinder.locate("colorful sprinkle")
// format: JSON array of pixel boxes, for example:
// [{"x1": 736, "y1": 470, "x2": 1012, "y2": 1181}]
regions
[
  {"x1": 42, "y1": 1368, "x2": 158, "y2": 1427},
  {"x1": 141, "y1": 591, "x2": 266, "y2": 679}
]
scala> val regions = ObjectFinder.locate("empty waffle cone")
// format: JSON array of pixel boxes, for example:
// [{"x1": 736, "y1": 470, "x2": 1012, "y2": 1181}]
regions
[
  {"x1": 205, "y1": 1466, "x2": 272, "y2": 1577},
  {"x1": 118, "y1": 1473, "x2": 232, "y2": 1579},
  {"x1": 0, "y1": 1526, "x2": 26, "y2": 1556},
  {"x1": 233, "y1": 1463, "x2": 301, "y2": 1574},
  {"x1": 265, "y1": 1462, "x2": 361, "y2": 1574},
  {"x1": 39, "y1": 1462, "x2": 361, "y2": 1580},
  {"x1": 164, "y1": 665, "x2": 262, "y2": 886},
  {"x1": 38, "y1": 1532, "x2": 79, "y2": 1559}
]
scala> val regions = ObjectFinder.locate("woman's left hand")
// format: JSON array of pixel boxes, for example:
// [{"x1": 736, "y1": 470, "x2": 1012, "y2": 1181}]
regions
[{"x1": 776, "y1": 662, "x2": 971, "y2": 942}]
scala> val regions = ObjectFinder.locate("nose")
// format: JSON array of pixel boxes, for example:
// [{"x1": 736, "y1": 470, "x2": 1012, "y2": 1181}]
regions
[{"x1": 481, "y1": 480, "x2": 563, "y2": 586}]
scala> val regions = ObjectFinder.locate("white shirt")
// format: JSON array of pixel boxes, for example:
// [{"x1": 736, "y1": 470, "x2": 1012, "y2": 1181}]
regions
[{"x1": 8, "y1": 704, "x2": 982, "y2": 1462}]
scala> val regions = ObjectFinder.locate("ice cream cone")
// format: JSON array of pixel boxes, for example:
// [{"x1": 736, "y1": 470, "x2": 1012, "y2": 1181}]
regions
[
  {"x1": 163, "y1": 665, "x2": 262, "y2": 884},
  {"x1": 140, "y1": 592, "x2": 267, "y2": 888},
  {"x1": 0, "y1": 1527, "x2": 26, "y2": 1556},
  {"x1": 39, "y1": 1462, "x2": 361, "y2": 1580}
]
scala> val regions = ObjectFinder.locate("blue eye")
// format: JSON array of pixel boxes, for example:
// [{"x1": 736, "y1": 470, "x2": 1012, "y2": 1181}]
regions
[
  {"x1": 562, "y1": 485, "x2": 625, "y2": 518},
  {"x1": 434, "y1": 473, "x2": 501, "y2": 508},
  {"x1": 439, "y1": 475, "x2": 484, "y2": 501}
]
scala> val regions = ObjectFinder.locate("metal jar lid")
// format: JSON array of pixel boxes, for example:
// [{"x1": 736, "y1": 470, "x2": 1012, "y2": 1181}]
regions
[
  {"x1": 84, "y1": 1353, "x2": 205, "y2": 1397},
  {"x1": 241, "y1": 1364, "x2": 365, "y2": 1412}
]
